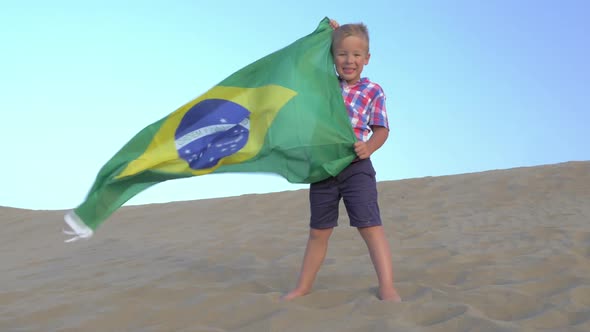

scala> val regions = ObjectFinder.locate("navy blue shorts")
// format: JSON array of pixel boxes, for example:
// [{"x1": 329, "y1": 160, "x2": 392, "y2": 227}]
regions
[{"x1": 309, "y1": 158, "x2": 382, "y2": 229}]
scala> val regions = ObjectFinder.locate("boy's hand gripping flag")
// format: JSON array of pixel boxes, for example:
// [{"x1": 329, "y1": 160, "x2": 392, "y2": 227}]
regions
[{"x1": 64, "y1": 17, "x2": 356, "y2": 241}]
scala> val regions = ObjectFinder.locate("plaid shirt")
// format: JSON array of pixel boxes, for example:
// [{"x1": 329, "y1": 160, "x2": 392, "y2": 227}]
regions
[{"x1": 340, "y1": 77, "x2": 389, "y2": 141}]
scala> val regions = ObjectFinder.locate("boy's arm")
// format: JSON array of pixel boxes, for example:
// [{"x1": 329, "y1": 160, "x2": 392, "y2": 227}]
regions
[{"x1": 353, "y1": 126, "x2": 389, "y2": 159}]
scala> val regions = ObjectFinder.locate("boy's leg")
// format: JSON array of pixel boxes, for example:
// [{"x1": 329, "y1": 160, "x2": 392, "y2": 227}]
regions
[
  {"x1": 357, "y1": 225, "x2": 401, "y2": 301},
  {"x1": 283, "y1": 176, "x2": 339, "y2": 300},
  {"x1": 341, "y1": 159, "x2": 401, "y2": 301},
  {"x1": 282, "y1": 227, "x2": 334, "y2": 300}
]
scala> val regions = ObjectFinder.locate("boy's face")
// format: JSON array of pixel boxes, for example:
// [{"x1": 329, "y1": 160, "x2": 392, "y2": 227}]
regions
[{"x1": 332, "y1": 35, "x2": 370, "y2": 85}]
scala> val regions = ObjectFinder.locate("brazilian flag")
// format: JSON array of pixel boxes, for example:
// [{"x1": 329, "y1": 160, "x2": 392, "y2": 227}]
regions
[{"x1": 64, "y1": 17, "x2": 356, "y2": 240}]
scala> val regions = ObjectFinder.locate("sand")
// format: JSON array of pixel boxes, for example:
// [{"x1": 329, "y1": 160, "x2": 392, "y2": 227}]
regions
[{"x1": 1, "y1": 161, "x2": 589, "y2": 331}]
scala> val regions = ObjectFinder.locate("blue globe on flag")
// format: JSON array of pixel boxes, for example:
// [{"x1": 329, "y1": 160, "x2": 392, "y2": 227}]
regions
[{"x1": 175, "y1": 99, "x2": 250, "y2": 170}]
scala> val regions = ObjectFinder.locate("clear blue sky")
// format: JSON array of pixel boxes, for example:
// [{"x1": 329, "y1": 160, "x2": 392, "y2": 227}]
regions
[{"x1": 1, "y1": 0, "x2": 589, "y2": 210}]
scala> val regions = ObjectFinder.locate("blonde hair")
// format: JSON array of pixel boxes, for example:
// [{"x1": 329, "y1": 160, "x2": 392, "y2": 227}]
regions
[{"x1": 332, "y1": 23, "x2": 370, "y2": 52}]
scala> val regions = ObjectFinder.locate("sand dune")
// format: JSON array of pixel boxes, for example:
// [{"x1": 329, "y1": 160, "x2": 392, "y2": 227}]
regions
[{"x1": 1, "y1": 161, "x2": 589, "y2": 331}]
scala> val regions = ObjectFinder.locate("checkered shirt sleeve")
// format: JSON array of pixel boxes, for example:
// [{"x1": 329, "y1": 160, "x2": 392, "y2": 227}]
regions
[{"x1": 342, "y1": 79, "x2": 389, "y2": 141}]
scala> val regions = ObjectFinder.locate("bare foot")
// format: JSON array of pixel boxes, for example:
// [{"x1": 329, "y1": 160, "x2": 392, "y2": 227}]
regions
[
  {"x1": 281, "y1": 288, "x2": 309, "y2": 301},
  {"x1": 379, "y1": 287, "x2": 402, "y2": 302}
]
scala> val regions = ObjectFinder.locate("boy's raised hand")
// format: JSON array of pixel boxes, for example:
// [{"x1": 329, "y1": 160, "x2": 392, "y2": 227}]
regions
[{"x1": 329, "y1": 19, "x2": 340, "y2": 30}]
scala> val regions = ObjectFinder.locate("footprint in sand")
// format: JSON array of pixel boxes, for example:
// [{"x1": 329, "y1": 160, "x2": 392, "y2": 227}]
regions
[
  {"x1": 402, "y1": 303, "x2": 468, "y2": 326},
  {"x1": 465, "y1": 287, "x2": 545, "y2": 321},
  {"x1": 570, "y1": 286, "x2": 590, "y2": 308}
]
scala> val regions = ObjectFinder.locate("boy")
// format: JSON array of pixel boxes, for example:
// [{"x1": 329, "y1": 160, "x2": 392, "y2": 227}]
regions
[{"x1": 282, "y1": 20, "x2": 401, "y2": 301}]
